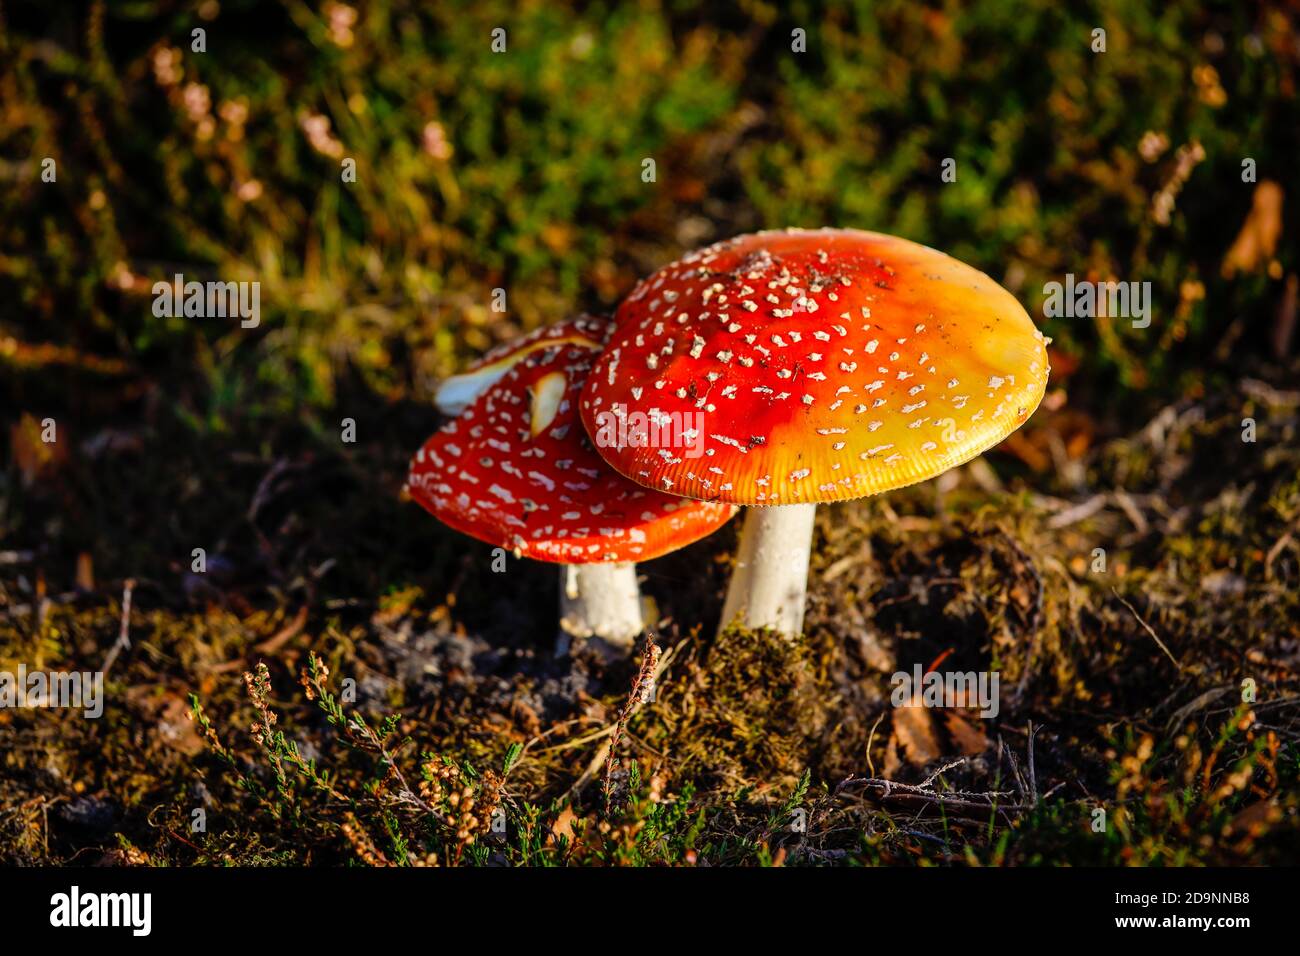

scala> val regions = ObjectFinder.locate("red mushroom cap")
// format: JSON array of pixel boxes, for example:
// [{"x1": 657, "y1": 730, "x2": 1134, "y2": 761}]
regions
[
  {"x1": 409, "y1": 318, "x2": 737, "y2": 563},
  {"x1": 580, "y1": 229, "x2": 1049, "y2": 505}
]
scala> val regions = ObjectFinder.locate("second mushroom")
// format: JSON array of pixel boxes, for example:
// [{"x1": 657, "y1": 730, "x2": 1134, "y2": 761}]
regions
[{"x1": 408, "y1": 316, "x2": 736, "y2": 656}]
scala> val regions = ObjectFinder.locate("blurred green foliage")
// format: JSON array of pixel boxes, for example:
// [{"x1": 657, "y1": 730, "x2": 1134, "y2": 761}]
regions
[{"x1": 2, "y1": 0, "x2": 1296, "y2": 430}]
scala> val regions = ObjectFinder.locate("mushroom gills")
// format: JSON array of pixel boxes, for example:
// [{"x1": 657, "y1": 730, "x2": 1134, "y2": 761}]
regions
[
  {"x1": 434, "y1": 327, "x2": 607, "y2": 417},
  {"x1": 434, "y1": 364, "x2": 515, "y2": 417}
]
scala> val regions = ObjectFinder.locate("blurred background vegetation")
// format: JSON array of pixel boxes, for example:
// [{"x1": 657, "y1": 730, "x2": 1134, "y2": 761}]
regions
[
  {"x1": 4, "y1": 0, "x2": 1296, "y2": 586},
  {"x1": 2, "y1": 1, "x2": 1299, "y2": 866},
  {"x1": 5, "y1": 0, "x2": 1297, "y2": 403}
]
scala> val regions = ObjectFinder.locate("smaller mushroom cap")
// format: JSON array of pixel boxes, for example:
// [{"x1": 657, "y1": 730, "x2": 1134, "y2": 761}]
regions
[
  {"x1": 580, "y1": 229, "x2": 1049, "y2": 505},
  {"x1": 409, "y1": 318, "x2": 736, "y2": 563},
  {"x1": 435, "y1": 315, "x2": 611, "y2": 417}
]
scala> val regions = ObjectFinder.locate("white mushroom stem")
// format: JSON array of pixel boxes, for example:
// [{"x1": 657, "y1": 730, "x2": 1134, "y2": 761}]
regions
[
  {"x1": 718, "y1": 503, "x2": 816, "y2": 638},
  {"x1": 558, "y1": 562, "x2": 645, "y2": 652}
]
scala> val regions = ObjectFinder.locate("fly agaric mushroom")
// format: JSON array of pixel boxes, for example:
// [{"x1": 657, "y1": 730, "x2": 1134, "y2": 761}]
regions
[
  {"x1": 579, "y1": 228, "x2": 1049, "y2": 637},
  {"x1": 408, "y1": 317, "x2": 736, "y2": 655}
]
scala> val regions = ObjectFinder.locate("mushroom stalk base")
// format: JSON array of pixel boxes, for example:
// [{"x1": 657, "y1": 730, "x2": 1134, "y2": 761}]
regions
[
  {"x1": 719, "y1": 503, "x2": 816, "y2": 638},
  {"x1": 558, "y1": 562, "x2": 645, "y2": 654}
]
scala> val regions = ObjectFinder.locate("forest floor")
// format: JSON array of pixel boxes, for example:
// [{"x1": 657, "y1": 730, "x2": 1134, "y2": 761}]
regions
[{"x1": 3, "y1": 367, "x2": 1298, "y2": 866}]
